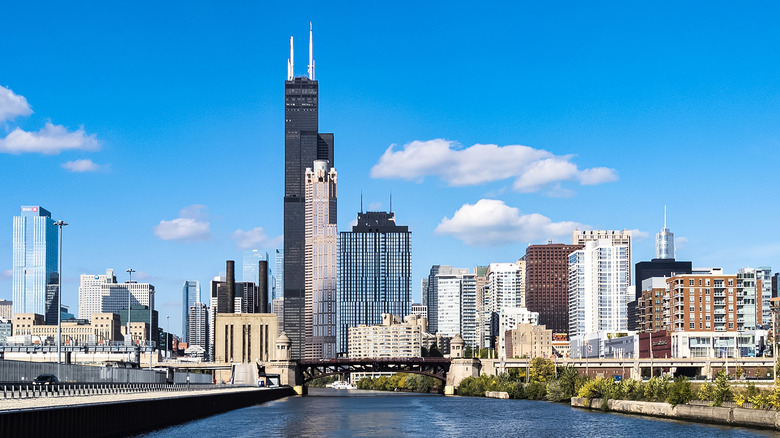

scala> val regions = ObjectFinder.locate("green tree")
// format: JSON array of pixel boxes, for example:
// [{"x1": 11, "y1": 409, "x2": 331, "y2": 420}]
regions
[
  {"x1": 711, "y1": 371, "x2": 732, "y2": 407},
  {"x1": 665, "y1": 376, "x2": 692, "y2": 407},
  {"x1": 529, "y1": 357, "x2": 555, "y2": 383},
  {"x1": 463, "y1": 345, "x2": 473, "y2": 358}
]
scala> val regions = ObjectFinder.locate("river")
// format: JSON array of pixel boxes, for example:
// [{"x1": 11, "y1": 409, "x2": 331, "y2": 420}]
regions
[{"x1": 138, "y1": 388, "x2": 772, "y2": 437}]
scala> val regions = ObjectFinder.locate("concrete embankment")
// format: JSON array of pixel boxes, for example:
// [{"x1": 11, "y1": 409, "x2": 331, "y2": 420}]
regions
[
  {"x1": 0, "y1": 386, "x2": 295, "y2": 438},
  {"x1": 571, "y1": 397, "x2": 780, "y2": 430}
]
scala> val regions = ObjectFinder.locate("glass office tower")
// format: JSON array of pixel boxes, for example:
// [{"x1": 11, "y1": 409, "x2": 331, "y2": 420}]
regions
[{"x1": 12, "y1": 206, "x2": 58, "y2": 321}]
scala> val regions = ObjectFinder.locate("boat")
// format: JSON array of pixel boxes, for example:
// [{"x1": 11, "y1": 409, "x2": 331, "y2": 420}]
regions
[{"x1": 328, "y1": 380, "x2": 356, "y2": 390}]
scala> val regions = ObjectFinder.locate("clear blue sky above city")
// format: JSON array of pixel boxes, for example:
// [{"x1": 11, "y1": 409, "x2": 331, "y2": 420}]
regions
[{"x1": 2, "y1": 2, "x2": 780, "y2": 336}]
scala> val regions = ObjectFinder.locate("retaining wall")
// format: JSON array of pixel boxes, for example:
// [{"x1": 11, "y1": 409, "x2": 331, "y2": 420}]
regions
[
  {"x1": 572, "y1": 397, "x2": 780, "y2": 430},
  {"x1": 0, "y1": 359, "x2": 166, "y2": 383},
  {"x1": 0, "y1": 386, "x2": 295, "y2": 438}
]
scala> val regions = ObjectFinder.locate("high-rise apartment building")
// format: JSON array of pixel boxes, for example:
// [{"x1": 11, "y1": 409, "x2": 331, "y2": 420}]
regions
[
  {"x1": 525, "y1": 243, "x2": 583, "y2": 334},
  {"x1": 304, "y1": 160, "x2": 337, "y2": 358},
  {"x1": 0, "y1": 300, "x2": 12, "y2": 320},
  {"x1": 481, "y1": 262, "x2": 524, "y2": 348},
  {"x1": 274, "y1": 249, "x2": 284, "y2": 300},
  {"x1": 571, "y1": 229, "x2": 633, "y2": 285},
  {"x1": 568, "y1": 239, "x2": 631, "y2": 337},
  {"x1": 337, "y1": 211, "x2": 412, "y2": 354},
  {"x1": 182, "y1": 280, "x2": 200, "y2": 343},
  {"x1": 755, "y1": 266, "x2": 772, "y2": 328},
  {"x1": 435, "y1": 267, "x2": 477, "y2": 348},
  {"x1": 473, "y1": 266, "x2": 488, "y2": 349},
  {"x1": 78, "y1": 269, "x2": 155, "y2": 322},
  {"x1": 283, "y1": 25, "x2": 334, "y2": 359},
  {"x1": 12, "y1": 206, "x2": 58, "y2": 322},
  {"x1": 188, "y1": 301, "x2": 209, "y2": 354},
  {"x1": 423, "y1": 265, "x2": 448, "y2": 334}
]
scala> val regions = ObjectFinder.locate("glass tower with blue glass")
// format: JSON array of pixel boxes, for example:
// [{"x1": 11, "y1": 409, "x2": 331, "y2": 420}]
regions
[{"x1": 12, "y1": 206, "x2": 58, "y2": 322}]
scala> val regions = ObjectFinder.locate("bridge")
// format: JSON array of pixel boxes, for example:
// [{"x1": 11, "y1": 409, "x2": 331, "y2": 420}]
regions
[{"x1": 298, "y1": 357, "x2": 452, "y2": 383}]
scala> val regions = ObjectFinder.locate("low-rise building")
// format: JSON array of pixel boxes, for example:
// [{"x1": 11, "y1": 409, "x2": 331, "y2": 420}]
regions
[
  {"x1": 213, "y1": 313, "x2": 278, "y2": 363},
  {"x1": 348, "y1": 313, "x2": 426, "y2": 358},
  {"x1": 12, "y1": 312, "x2": 121, "y2": 345},
  {"x1": 505, "y1": 323, "x2": 552, "y2": 359}
]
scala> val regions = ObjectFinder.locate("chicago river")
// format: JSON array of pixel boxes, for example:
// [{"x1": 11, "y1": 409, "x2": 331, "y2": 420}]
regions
[{"x1": 138, "y1": 388, "x2": 769, "y2": 437}]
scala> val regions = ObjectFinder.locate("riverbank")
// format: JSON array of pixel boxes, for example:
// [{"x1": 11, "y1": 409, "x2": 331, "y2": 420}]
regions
[
  {"x1": 571, "y1": 397, "x2": 780, "y2": 431},
  {"x1": 0, "y1": 386, "x2": 295, "y2": 438}
]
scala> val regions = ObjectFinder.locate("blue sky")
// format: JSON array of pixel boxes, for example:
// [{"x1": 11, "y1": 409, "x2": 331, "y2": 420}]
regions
[{"x1": 2, "y1": 2, "x2": 780, "y2": 336}]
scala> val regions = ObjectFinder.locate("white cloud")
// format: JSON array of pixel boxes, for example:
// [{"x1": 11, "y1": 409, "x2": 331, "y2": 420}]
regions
[
  {"x1": 368, "y1": 202, "x2": 383, "y2": 211},
  {"x1": 231, "y1": 227, "x2": 283, "y2": 250},
  {"x1": 434, "y1": 199, "x2": 584, "y2": 246},
  {"x1": 154, "y1": 205, "x2": 211, "y2": 242},
  {"x1": 0, "y1": 85, "x2": 32, "y2": 123},
  {"x1": 629, "y1": 229, "x2": 650, "y2": 241},
  {"x1": 371, "y1": 139, "x2": 618, "y2": 193},
  {"x1": 0, "y1": 122, "x2": 99, "y2": 155},
  {"x1": 61, "y1": 159, "x2": 102, "y2": 172}
]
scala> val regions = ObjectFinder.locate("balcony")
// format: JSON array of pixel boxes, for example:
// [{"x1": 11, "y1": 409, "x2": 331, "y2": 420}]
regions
[{"x1": 714, "y1": 309, "x2": 726, "y2": 315}]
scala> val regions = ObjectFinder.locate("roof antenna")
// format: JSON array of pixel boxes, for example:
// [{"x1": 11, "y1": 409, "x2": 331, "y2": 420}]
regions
[
  {"x1": 308, "y1": 22, "x2": 315, "y2": 80},
  {"x1": 360, "y1": 191, "x2": 363, "y2": 213},
  {"x1": 389, "y1": 192, "x2": 393, "y2": 213},
  {"x1": 287, "y1": 36, "x2": 294, "y2": 80}
]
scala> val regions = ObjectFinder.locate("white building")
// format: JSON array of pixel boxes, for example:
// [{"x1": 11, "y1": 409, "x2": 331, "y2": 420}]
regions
[
  {"x1": 348, "y1": 314, "x2": 425, "y2": 358},
  {"x1": 568, "y1": 239, "x2": 630, "y2": 337},
  {"x1": 78, "y1": 269, "x2": 155, "y2": 322},
  {"x1": 436, "y1": 267, "x2": 476, "y2": 347},
  {"x1": 188, "y1": 301, "x2": 209, "y2": 355},
  {"x1": 481, "y1": 263, "x2": 523, "y2": 348},
  {"x1": 572, "y1": 229, "x2": 633, "y2": 284}
]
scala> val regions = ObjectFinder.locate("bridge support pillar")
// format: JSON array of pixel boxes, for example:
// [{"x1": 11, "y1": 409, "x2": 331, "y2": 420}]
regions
[
  {"x1": 630, "y1": 360, "x2": 641, "y2": 380},
  {"x1": 265, "y1": 360, "x2": 303, "y2": 389},
  {"x1": 445, "y1": 358, "x2": 481, "y2": 396}
]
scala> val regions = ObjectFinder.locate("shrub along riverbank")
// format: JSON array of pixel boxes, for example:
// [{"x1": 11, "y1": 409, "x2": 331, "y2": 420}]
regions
[
  {"x1": 457, "y1": 357, "x2": 780, "y2": 410},
  {"x1": 356, "y1": 373, "x2": 440, "y2": 393}
]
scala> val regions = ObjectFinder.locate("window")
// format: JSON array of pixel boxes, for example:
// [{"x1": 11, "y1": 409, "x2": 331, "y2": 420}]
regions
[{"x1": 689, "y1": 279, "x2": 695, "y2": 286}]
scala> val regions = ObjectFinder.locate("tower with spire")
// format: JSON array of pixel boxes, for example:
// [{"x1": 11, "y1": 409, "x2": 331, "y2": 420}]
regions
[
  {"x1": 283, "y1": 23, "x2": 335, "y2": 359},
  {"x1": 655, "y1": 206, "x2": 675, "y2": 260}
]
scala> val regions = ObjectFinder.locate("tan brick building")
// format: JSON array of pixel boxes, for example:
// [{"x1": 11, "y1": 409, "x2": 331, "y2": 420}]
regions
[
  {"x1": 505, "y1": 323, "x2": 553, "y2": 359},
  {"x1": 12, "y1": 313, "x2": 121, "y2": 345},
  {"x1": 214, "y1": 313, "x2": 278, "y2": 363}
]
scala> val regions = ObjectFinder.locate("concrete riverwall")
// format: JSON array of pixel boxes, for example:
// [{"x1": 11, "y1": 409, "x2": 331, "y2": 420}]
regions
[
  {"x1": 0, "y1": 386, "x2": 295, "y2": 438},
  {"x1": 571, "y1": 397, "x2": 780, "y2": 430}
]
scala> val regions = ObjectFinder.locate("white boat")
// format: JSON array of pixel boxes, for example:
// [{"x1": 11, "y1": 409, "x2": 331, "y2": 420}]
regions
[{"x1": 328, "y1": 380, "x2": 356, "y2": 390}]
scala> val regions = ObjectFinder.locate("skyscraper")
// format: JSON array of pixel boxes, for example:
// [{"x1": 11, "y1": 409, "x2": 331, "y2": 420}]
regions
[
  {"x1": 283, "y1": 24, "x2": 334, "y2": 359},
  {"x1": 12, "y1": 206, "x2": 58, "y2": 321},
  {"x1": 182, "y1": 280, "x2": 200, "y2": 343},
  {"x1": 337, "y1": 211, "x2": 412, "y2": 354},
  {"x1": 568, "y1": 239, "x2": 631, "y2": 337},
  {"x1": 423, "y1": 265, "x2": 448, "y2": 334},
  {"x1": 304, "y1": 160, "x2": 337, "y2": 358},
  {"x1": 524, "y1": 243, "x2": 583, "y2": 334},
  {"x1": 571, "y1": 229, "x2": 633, "y2": 285},
  {"x1": 435, "y1": 267, "x2": 477, "y2": 348}
]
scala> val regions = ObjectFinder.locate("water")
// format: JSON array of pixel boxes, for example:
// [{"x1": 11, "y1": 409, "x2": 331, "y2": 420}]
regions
[{"x1": 139, "y1": 388, "x2": 773, "y2": 437}]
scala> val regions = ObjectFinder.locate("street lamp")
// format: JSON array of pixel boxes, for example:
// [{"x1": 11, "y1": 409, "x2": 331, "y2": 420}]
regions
[
  {"x1": 54, "y1": 220, "x2": 68, "y2": 367},
  {"x1": 126, "y1": 268, "x2": 135, "y2": 345},
  {"x1": 149, "y1": 289, "x2": 154, "y2": 369}
]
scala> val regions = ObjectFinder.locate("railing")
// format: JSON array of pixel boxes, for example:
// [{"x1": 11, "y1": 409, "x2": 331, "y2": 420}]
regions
[{"x1": 0, "y1": 382, "x2": 223, "y2": 400}]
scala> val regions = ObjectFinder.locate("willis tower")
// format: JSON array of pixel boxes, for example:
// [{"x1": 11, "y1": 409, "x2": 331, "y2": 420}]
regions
[{"x1": 284, "y1": 23, "x2": 334, "y2": 359}]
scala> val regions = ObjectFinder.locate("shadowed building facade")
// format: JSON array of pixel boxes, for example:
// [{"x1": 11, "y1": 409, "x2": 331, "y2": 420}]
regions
[
  {"x1": 524, "y1": 243, "x2": 583, "y2": 334},
  {"x1": 337, "y1": 211, "x2": 412, "y2": 355}
]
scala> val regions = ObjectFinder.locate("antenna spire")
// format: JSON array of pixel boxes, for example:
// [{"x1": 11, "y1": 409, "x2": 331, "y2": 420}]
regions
[
  {"x1": 390, "y1": 192, "x2": 393, "y2": 213},
  {"x1": 287, "y1": 36, "x2": 294, "y2": 80},
  {"x1": 360, "y1": 191, "x2": 363, "y2": 213},
  {"x1": 664, "y1": 205, "x2": 667, "y2": 229},
  {"x1": 308, "y1": 22, "x2": 315, "y2": 80}
]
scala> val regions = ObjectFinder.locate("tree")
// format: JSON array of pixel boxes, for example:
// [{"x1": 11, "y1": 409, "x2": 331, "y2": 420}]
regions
[
  {"x1": 529, "y1": 357, "x2": 555, "y2": 383},
  {"x1": 711, "y1": 370, "x2": 732, "y2": 407},
  {"x1": 463, "y1": 345, "x2": 473, "y2": 359}
]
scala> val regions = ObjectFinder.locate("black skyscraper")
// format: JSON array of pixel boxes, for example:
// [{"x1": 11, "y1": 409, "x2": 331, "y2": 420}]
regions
[{"x1": 283, "y1": 26, "x2": 334, "y2": 359}]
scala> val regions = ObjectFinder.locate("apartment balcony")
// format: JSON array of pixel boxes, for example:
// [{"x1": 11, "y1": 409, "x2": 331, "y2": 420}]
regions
[
  {"x1": 714, "y1": 292, "x2": 725, "y2": 298},
  {"x1": 714, "y1": 327, "x2": 726, "y2": 332},
  {"x1": 714, "y1": 318, "x2": 725, "y2": 323},
  {"x1": 714, "y1": 309, "x2": 726, "y2": 315},
  {"x1": 714, "y1": 300, "x2": 725, "y2": 306},
  {"x1": 674, "y1": 293, "x2": 683, "y2": 299}
]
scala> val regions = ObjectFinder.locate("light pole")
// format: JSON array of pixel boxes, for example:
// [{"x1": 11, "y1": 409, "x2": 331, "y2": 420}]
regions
[
  {"x1": 149, "y1": 289, "x2": 154, "y2": 369},
  {"x1": 54, "y1": 220, "x2": 68, "y2": 368},
  {"x1": 126, "y1": 268, "x2": 135, "y2": 345}
]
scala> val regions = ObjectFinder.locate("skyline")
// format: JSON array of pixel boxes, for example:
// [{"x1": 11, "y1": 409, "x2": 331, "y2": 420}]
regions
[{"x1": 2, "y1": 3, "x2": 780, "y2": 337}]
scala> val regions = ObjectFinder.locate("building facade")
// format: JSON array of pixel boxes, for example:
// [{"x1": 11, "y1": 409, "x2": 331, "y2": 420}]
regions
[
  {"x1": 213, "y1": 313, "x2": 279, "y2": 363},
  {"x1": 347, "y1": 314, "x2": 425, "y2": 358},
  {"x1": 337, "y1": 211, "x2": 412, "y2": 354},
  {"x1": 181, "y1": 280, "x2": 200, "y2": 343},
  {"x1": 13, "y1": 312, "x2": 121, "y2": 345},
  {"x1": 524, "y1": 243, "x2": 583, "y2": 334},
  {"x1": 304, "y1": 160, "x2": 338, "y2": 359},
  {"x1": 505, "y1": 323, "x2": 552, "y2": 359},
  {"x1": 481, "y1": 262, "x2": 524, "y2": 348},
  {"x1": 283, "y1": 27, "x2": 334, "y2": 360},
  {"x1": 568, "y1": 239, "x2": 631, "y2": 337},
  {"x1": 188, "y1": 301, "x2": 209, "y2": 354},
  {"x1": 78, "y1": 269, "x2": 155, "y2": 323},
  {"x1": 12, "y1": 206, "x2": 58, "y2": 322}
]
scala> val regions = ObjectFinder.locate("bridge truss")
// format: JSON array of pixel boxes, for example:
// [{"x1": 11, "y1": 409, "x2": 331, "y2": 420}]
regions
[{"x1": 298, "y1": 357, "x2": 451, "y2": 383}]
